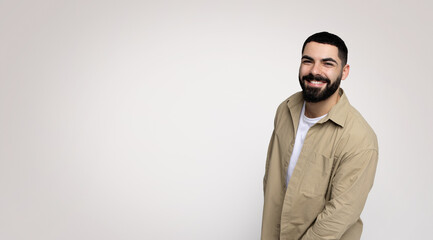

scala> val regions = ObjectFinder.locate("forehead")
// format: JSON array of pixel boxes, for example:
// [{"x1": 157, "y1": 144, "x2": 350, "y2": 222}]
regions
[{"x1": 302, "y1": 42, "x2": 340, "y2": 62}]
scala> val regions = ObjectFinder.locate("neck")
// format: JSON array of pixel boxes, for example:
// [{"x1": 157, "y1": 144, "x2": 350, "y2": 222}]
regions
[{"x1": 304, "y1": 88, "x2": 341, "y2": 118}]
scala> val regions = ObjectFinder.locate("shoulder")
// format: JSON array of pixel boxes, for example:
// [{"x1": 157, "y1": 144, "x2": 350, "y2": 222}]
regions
[
  {"x1": 273, "y1": 92, "x2": 302, "y2": 124},
  {"x1": 275, "y1": 91, "x2": 302, "y2": 114},
  {"x1": 339, "y1": 104, "x2": 378, "y2": 154}
]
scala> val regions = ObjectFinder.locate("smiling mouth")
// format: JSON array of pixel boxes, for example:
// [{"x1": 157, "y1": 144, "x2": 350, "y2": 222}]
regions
[{"x1": 306, "y1": 79, "x2": 327, "y2": 87}]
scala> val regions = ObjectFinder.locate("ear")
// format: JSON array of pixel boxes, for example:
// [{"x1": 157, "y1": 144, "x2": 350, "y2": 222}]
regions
[{"x1": 341, "y1": 64, "x2": 350, "y2": 80}]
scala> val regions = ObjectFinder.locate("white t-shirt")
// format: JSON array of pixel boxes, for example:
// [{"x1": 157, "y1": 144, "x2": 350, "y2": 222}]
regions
[{"x1": 286, "y1": 102, "x2": 327, "y2": 186}]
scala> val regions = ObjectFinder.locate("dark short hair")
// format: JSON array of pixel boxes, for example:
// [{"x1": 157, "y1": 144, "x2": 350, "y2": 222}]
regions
[{"x1": 302, "y1": 32, "x2": 348, "y2": 66}]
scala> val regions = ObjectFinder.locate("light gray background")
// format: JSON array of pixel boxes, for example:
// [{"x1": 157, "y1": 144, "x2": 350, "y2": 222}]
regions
[{"x1": 1, "y1": 0, "x2": 432, "y2": 239}]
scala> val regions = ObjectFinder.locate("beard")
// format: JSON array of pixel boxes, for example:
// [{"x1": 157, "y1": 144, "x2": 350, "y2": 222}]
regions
[{"x1": 299, "y1": 73, "x2": 342, "y2": 103}]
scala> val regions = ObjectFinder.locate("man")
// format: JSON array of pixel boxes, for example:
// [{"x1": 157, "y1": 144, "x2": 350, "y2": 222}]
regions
[{"x1": 261, "y1": 32, "x2": 378, "y2": 240}]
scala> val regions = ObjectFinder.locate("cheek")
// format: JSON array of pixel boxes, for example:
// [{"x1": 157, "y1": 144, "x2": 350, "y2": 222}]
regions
[
  {"x1": 327, "y1": 70, "x2": 341, "y2": 80},
  {"x1": 299, "y1": 66, "x2": 309, "y2": 76}
]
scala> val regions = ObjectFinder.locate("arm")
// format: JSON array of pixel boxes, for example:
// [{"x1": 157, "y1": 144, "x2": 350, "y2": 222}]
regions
[
  {"x1": 301, "y1": 149, "x2": 378, "y2": 240},
  {"x1": 263, "y1": 129, "x2": 276, "y2": 193}
]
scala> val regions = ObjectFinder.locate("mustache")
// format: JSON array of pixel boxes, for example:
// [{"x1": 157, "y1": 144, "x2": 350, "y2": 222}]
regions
[{"x1": 302, "y1": 74, "x2": 330, "y2": 84}]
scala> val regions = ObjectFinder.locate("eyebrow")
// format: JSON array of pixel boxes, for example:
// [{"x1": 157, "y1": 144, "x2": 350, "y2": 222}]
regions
[
  {"x1": 301, "y1": 55, "x2": 339, "y2": 65},
  {"x1": 301, "y1": 55, "x2": 314, "y2": 61},
  {"x1": 322, "y1": 58, "x2": 338, "y2": 65}
]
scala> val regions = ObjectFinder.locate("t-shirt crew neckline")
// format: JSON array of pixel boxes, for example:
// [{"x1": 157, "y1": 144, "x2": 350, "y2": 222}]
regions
[{"x1": 302, "y1": 102, "x2": 327, "y2": 125}]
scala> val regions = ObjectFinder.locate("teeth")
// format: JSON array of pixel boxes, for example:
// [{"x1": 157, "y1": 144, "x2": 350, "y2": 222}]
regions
[{"x1": 310, "y1": 81, "x2": 324, "y2": 84}]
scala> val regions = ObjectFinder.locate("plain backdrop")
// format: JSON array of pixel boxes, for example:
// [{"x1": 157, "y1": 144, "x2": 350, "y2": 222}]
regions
[{"x1": 1, "y1": 0, "x2": 433, "y2": 239}]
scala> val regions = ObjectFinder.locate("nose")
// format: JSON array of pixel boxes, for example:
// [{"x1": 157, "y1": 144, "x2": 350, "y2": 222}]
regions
[{"x1": 310, "y1": 63, "x2": 321, "y2": 75}]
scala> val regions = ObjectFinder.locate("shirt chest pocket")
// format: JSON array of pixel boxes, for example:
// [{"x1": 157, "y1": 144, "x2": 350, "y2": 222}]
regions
[{"x1": 299, "y1": 152, "x2": 334, "y2": 197}]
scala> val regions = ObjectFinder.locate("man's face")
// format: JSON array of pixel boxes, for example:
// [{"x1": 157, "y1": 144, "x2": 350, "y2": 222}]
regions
[{"x1": 298, "y1": 42, "x2": 348, "y2": 103}]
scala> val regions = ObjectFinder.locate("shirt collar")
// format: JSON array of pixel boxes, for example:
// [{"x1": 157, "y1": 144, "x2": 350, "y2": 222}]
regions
[{"x1": 324, "y1": 88, "x2": 349, "y2": 127}]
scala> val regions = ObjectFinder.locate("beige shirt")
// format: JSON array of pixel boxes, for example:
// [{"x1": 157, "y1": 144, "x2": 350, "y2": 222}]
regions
[{"x1": 261, "y1": 89, "x2": 378, "y2": 240}]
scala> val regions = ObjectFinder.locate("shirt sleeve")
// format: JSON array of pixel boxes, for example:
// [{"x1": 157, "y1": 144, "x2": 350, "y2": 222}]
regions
[
  {"x1": 263, "y1": 103, "x2": 284, "y2": 193},
  {"x1": 301, "y1": 148, "x2": 378, "y2": 240},
  {"x1": 263, "y1": 130, "x2": 275, "y2": 193}
]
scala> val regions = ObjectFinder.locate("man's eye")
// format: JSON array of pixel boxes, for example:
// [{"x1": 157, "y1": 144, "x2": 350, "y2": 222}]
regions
[{"x1": 324, "y1": 62, "x2": 334, "y2": 66}]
